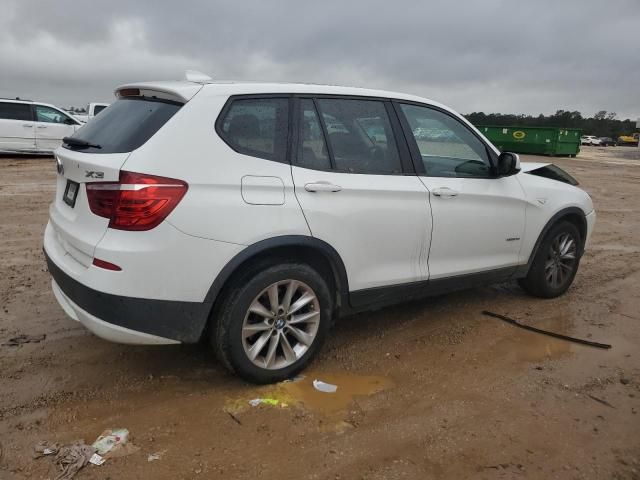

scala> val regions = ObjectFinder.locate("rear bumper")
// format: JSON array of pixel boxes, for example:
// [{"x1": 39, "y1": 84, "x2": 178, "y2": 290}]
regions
[
  {"x1": 51, "y1": 280, "x2": 179, "y2": 345},
  {"x1": 45, "y1": 249, "x2": 212, "y2": 343}
]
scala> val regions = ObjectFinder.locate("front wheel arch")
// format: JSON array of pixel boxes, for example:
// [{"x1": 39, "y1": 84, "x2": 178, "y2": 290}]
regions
[{"x1": 521, "y1": 207, "x2": 587, "y2": 276}]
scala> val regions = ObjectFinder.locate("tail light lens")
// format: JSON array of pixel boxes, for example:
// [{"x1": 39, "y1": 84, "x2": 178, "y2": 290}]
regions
[{"x1": 86, "y1": 171, "x2": 188, "y2": 231}]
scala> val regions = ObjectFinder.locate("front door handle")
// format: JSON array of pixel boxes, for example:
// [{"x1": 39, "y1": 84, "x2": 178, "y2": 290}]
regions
[
  {"x1": 23, "y1": 124, "x2": 33, "y2": 128},
  {"x1": 432, "y1": 187, "x2": 459, "y2": 198},
  {"x1": 304, "y1": 182, "x2": 342, "y2": 193}
]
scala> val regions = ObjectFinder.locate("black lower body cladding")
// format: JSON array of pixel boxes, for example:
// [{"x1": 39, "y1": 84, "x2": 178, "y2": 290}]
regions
[{"x1": 44, "y1": 250, "x2": 211, "y2": 343}]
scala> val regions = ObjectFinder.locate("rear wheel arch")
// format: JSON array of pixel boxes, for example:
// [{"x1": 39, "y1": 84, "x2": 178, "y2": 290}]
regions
[{"x1": 204, "y1": 236, "x2": 349, "y2": 323}]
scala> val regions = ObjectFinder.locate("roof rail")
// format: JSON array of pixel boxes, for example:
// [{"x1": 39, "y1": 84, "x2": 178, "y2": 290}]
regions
[{"x1": 0, "y1": 96, "x2": 33, "y2": 102}]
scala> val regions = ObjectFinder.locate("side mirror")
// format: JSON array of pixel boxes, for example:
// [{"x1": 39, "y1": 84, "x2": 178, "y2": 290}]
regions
[{"x1": 497, "y1": 152, "x2": 521, "y2": 176}]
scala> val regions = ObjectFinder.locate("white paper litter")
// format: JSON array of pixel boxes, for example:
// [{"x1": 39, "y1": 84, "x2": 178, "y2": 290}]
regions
[
  {"x1": 148, "y1": 449, "x2": 167, "y2": 462},
  {"x1": 92, "y1": 428, "x2": 129, "y2": 455},
  {"x1": 89, "y1": 453, "x2": 106, "y2": 466},
  {"x1": 313, "y1": 379, "x2": 337, "y2": 393},
  {"x1": 43, "y1": 448, "x2": 56, "y2": 455}
]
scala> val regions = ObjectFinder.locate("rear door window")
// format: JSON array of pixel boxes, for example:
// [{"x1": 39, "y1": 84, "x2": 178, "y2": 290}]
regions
[
  {"x1": 0, "y1": 102, "x2": 32, "y2": 121},
  {"x1": 64, "y1": 97, "x2": 182, "y2": 154},
  {"x1": 315, "y1": 99, "x2": 402, "y2": 174},
  {"x1": 218, "y1": 98, "x2": 289, "y2": 163},
  {"x1": 297, "y1": 99, "x2": 331, "y2": 170}
]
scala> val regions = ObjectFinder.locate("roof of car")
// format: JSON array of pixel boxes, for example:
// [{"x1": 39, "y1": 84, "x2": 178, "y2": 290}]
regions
[
  {"x1": 0, "y1": 97, "x2": 34, "y2": 103},
  {"x1": 115, "y1": 80, "x2": 451, "y2": 111},
  {"x1": 0, "y1": 97, "x2": 67, "y2": 110}
]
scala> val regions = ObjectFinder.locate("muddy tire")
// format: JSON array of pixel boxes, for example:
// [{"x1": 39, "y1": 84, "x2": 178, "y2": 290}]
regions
[
  {"x1": 518, "y1": 221, "x2": 581, "y2": 298},
  {"x1": 211, "y1": 263, "x2": 332, "y2": 384}
]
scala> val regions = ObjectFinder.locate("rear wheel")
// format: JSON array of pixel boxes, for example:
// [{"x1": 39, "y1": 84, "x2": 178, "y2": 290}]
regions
[
  {"x1": 212, "y1": 263, "x2": 332, "y2": 383},
  {"x1": 518, "y1": 221, "x2": 581, "y2": 298}
]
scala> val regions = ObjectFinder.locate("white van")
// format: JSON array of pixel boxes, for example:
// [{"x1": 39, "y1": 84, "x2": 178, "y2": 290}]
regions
[{"x1": 0, "y1": 98, "x2": 83, "y2": 154}]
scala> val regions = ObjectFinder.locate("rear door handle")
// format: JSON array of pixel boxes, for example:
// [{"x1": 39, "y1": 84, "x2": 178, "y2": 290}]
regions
[
  {"x1": 304, "y1": 182, "x2": 342, "y2": 193},
  {"x1": 432, "y1": 187, "x2": 459, "y2": 198},
  {"x1": 23, "y1": 124, "x2": 33, "y2": 128},
  {"x1": 37, "y1": 125, "x2": 47, "y2": 129}
]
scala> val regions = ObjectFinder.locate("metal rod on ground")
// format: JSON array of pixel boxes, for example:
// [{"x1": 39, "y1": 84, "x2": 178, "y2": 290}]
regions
[{"x1": 481, "y1": 311, "x2": 612, "y2": 349}]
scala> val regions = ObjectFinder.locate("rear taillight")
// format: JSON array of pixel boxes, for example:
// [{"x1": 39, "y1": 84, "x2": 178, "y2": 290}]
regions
[{"x1": 86, "y1": 171, "x2": 188, "y2": 231}]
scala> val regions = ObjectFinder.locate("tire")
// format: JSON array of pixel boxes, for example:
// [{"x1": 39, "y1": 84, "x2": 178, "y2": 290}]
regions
[
  {"x1": 211, "y1": 262, "x2": 332, "y2": 383},
  {"x1": 518, "y1": 221, "x2": 582, "y2": 298}
]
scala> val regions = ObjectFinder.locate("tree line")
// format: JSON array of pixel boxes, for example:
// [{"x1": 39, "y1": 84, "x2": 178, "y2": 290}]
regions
[{"x1": 464, "y1": 110, "x2": 637, "y2": 138}]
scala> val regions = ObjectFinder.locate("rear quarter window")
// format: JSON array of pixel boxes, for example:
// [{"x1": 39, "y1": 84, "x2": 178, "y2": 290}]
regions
[
  {"x1": 217, "y1": 98, "x2": 289, "y2": 163},
  {"x1": 64, "y1": 97, "x2": 181, "y2": 154}
]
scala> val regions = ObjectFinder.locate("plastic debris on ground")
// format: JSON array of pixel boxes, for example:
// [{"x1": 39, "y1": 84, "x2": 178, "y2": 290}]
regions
[
  {"x1": 33, "y1": 429, "x2": 139, "y2": 479},
  {"x1": 148, "y1": 449, "x2": 167, "y2": 462},
  {"x1": 91, "y1": 428, "x2": 140, "y2": 458},
  {"x1": 92, "y1": 428, "x2": 129, "y2": 455},
  {"x1": 34, "y1": 441, "x2": 60, "y2": 458},
  {"x1": 89, "y1": 453, "x2": 105, "y2": 466},
  {"x1": 248, "y1": 398, "x2": 288, "y2": 408},
  {"x1": 313, "y1": 379, "x2": 338, "y2": 393},
  {"x1": 3, "y1": 333, "x2": 46, "y2": 346},
  {"x1": 53, "y1": 441, "x2": 96, "y2": 480}
]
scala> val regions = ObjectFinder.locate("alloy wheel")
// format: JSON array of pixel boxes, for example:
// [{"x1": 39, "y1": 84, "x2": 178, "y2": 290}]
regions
[
  {"x1": 545, "y1": 232, "x2": 577, "y2": 289},
  {"x1": 241, "y1": 280, "x2": 320, "y2": 370}
]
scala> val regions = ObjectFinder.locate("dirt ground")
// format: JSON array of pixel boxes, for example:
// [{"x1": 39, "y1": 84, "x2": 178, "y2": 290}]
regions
[{"x1": 1, "y1": 146, "x2": 639, "y2": 479}]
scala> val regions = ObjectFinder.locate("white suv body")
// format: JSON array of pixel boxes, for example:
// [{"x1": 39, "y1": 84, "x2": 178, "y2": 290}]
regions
[
  {"x1": 44, "y1": 79, "x2": 595, "y2": 382},
  {"x1": 0, "y1": 98, "x2": 83, "y2": 154}
]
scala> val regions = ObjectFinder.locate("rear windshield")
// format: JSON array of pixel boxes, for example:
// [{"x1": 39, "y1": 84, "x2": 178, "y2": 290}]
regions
[{"x1": 64, "y1": 97, "x2": 181, "y2": 154}]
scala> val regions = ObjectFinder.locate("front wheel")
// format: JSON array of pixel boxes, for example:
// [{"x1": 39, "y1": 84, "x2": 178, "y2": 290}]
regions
[
  {"x1": 212, "y1": 263, "x2": 332, "y2": 383},
  {"x1": 518, "y1": 221, "x2": 581, "y2": 298}
]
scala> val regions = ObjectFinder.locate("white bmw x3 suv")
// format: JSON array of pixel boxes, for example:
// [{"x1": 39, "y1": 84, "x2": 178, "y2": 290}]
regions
[{"x1": 44, "y1": 75, "x2": 595, "y2": 383}]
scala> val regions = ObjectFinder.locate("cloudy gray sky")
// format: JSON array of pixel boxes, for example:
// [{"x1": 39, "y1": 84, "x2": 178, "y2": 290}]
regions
[{"x1": 1, "y1": 0, "x2": 638, "y2": 119}]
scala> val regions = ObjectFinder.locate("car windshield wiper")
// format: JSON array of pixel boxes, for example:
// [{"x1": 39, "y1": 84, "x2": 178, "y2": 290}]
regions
[{"x1": 63, "y1": 137, "x2": 102, "y2": 149}]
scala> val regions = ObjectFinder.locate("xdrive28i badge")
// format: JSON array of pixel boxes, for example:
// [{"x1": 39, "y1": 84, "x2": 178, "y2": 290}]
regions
[{"x1": 55, "y1": 156, "x2": 64, "y2": 175}]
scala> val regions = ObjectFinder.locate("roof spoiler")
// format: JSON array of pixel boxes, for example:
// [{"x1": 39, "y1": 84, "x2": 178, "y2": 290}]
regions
[{"x1": 184, "y1": 70, "x2": 213, "y2": 83}]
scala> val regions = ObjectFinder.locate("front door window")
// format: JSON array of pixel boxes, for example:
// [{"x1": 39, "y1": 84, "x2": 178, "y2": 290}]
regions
[
  {"x1": 35, "y1": 105, "x2": 72, "y2": 124},
  {"x1": 399, "y1": 104, "x2": 491, "y2": 178}
]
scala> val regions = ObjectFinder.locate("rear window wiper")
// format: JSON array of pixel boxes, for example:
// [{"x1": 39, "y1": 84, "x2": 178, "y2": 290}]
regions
[{"x1": 63, "y1": 137, "x2": 102, "y2": 149}]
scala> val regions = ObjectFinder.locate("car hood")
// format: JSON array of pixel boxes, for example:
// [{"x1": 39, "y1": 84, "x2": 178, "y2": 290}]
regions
[
  {"x1": 520, "y1": 162, "x2": 579, "y2": 186},
  {"x1": 519, "y1": 162, "x2": 550, "y2": 172}
]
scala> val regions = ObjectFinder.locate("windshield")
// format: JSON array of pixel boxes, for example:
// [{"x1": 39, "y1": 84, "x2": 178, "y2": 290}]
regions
[{"x1": 64, "y1": 97, "x2": 182, "y2": 154}]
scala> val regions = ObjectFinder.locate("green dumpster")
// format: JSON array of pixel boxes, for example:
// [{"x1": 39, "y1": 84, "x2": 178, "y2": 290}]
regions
[{"x1": 477, "y1": 126, "x2": 581, "y2": 156}]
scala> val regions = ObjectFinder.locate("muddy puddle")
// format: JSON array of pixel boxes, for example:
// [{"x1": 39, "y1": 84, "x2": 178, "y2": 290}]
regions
[
  {"x1": 227, "y1": 372, "x2": 393, "y2": 420},
  {"x1": 491, "y1": 315, "x2": 574, "y2": 363}
]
